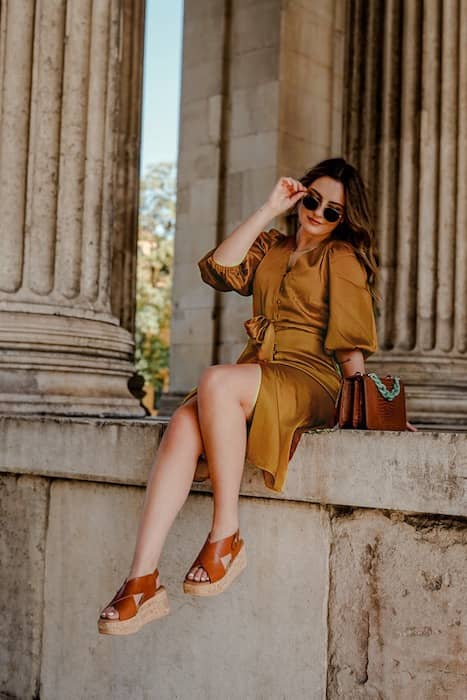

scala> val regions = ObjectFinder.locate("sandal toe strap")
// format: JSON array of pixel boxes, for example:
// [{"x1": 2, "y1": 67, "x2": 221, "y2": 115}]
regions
[
  {"x1": 197, "y1": 550, "x2": 224, "y2": 583},
  {"x1": 104, "y1": 568, "x2": 159, "y2": 620},
  {"x1": 193, "y1": 530, "x2": 242, "y2": 583},
  {"x1": 111, "y1": 594, "x2": 138, "y2": 621}
]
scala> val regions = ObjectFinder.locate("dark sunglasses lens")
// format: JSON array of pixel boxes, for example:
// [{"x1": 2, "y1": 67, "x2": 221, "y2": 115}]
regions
[
  {"x1": 302, "y1": 194, "x2": 319, "y2": 211},
  {"x1": 324, "y1": 207, "x2": 340, "y2": 223}
]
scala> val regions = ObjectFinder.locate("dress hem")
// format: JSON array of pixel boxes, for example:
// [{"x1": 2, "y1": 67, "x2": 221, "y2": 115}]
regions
[{"x1": 244, "y1": 456, "x2": 285, "y2": 493}]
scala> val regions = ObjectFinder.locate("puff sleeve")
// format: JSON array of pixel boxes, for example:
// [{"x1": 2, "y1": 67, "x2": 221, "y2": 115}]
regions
[
  {"x1": 324, "y1": 242, "x2": 378, "y2": 360},
  {"x1": 197, "y1": 228, "x2": 286, "y2": 296}
]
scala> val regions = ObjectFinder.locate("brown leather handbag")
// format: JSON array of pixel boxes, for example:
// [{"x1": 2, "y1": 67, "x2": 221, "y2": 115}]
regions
[{"x1": 335, "y1": 371, "x2": 407, "y2": 430}]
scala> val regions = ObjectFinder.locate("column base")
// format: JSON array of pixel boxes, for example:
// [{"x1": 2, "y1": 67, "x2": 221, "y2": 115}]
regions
[{"x1": 0, "y1": 311, "x2": 145, "y2": 417}]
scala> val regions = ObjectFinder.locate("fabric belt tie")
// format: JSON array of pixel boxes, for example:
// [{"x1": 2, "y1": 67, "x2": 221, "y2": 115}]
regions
[
  {"x1": 244, "y1": 314, "x2": 325, "y2": 362},
  {"x1": 244, "y1": 315, "x2": 276, "y2": 361}
]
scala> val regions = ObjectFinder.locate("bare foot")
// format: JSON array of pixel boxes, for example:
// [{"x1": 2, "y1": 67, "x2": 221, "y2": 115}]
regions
[
  {"x1": 186, "y1": 526, "x2": 238, "y2": 583},
  {"x1": 99, "y1": 571, "x2": 160, "y2": 620}
]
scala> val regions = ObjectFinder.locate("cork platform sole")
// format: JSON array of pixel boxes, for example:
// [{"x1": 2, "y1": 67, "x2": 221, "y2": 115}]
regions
[
  {"x1": 98, "y1": 584, "x2": 170, "y2": 636},
  {"x1": 183, "y1": 540, "x2": 247, "y2": 596}
]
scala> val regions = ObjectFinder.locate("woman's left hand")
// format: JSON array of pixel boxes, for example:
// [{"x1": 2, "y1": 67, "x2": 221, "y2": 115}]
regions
[{"x1": 406, "y1": 420, "x2": 418, "y2": 431}]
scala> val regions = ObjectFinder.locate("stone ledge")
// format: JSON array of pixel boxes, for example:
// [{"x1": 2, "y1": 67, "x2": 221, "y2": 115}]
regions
[{"x1": 0, "y1": 414, "x2": 465, "y2": 517}]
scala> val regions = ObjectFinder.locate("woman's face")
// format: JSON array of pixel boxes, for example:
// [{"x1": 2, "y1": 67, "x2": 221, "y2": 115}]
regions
[{"x1": 297, "y1": 176, "x2": 345, "y2": 238}]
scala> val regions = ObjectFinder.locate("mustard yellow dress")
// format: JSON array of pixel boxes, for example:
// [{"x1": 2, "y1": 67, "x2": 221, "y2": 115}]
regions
[{"x1": 179, "y1": 228, "x2": 378, "y2": 493}]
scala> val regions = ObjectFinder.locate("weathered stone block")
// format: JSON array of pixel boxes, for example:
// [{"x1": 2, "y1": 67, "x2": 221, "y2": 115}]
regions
[
  {"x1": 327, "y1": 509, "x2": 467, "y2": 699},
  {"x1": 40, "y1": 482, "x2": 330, "y2": 699},
  {"x1": 0, "y1": 475, "x2": 48, "y2": 699}
]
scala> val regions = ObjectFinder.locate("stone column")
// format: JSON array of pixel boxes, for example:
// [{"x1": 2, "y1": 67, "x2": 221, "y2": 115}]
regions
[
  {"x1": 344, "y1": 0, "x2": 467, "y2": 427},
  {"x1": 165, "y1": 0, "x2": 346, "y2": 412},
  {"x1": 0, "y1": 0, "x2": 146, "y2": 416}
]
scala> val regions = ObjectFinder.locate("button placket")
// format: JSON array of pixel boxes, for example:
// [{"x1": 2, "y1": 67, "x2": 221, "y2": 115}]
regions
[
  {"x1": 279, "y1": 268, "x2": 288, "y2": 294},
  {"x1": 274, "y1": 274, "x2": 284, "y2": 355}
]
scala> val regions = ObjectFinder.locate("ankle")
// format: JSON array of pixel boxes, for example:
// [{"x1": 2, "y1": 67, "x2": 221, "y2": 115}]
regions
[
  {"x1": 128, "y1": 564, "x2": 159, "y2": 580},
  {"x1": 209, "y1": 522, "x2": 240, "y2": 541}
]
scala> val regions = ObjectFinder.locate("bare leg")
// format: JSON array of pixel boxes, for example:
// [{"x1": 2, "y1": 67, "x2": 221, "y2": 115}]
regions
[
  {"x1": 100, "y1": 362, "x2": 262, "y2": 615},
  {"x1": 186, "y1": 363, "x2": 261, "y2": 583},
  {"x1": 100, "y1": 396, "x2": 204, "y2": 619}
]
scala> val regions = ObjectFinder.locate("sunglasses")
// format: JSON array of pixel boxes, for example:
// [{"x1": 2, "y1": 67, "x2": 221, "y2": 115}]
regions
[{"x1": 301, "y1": 193, "x2": 343, "y2": 223}]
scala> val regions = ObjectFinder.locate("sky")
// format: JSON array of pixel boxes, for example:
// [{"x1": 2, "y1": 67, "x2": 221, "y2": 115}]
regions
[{"x1": 140, "y1": 0, "x2": 184, "y2": 176}]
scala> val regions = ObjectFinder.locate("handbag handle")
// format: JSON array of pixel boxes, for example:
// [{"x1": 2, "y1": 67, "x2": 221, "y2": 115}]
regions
[{"x1": 367, "y1": 372, "x2": 400, "y2": 401}]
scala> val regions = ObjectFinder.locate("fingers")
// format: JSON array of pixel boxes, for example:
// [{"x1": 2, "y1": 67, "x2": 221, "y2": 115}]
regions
[
  {"x1": 266, "y1": 176, "x2": 307, "y2": 216},
  {"x1": 280, "y1": 178, "x2": 307, "y2": 209},
  {"x1": 292, "y1": 189, "x2": 307, "y2": 201},
  {"x1": 281, "y1": 176, "x2": 307, "y2": 196}
]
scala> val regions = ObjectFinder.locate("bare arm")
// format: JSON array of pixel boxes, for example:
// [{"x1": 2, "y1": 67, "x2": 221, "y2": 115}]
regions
[
  {"x1": 212, "y1": 177, "x2": 307, "y2": 266},
  {"x1": 212, "y1": 202, "x2": 277, "y2": 266},
  {"x1": 335, "y1": 349, "x2": 365, "y2": 377}
]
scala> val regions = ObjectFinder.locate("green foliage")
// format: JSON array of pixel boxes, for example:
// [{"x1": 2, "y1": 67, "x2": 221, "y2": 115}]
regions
[{"x1": 135, "y1": 161, "x2": 175, "y2": 407}]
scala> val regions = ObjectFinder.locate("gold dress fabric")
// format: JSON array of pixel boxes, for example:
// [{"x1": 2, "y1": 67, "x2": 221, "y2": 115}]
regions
[{"x1": 179, "y1": 228, "x2": 378, "y2": 493}]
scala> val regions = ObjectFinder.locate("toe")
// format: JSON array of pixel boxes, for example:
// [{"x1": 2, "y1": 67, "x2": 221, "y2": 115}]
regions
[
  {"x1": 195, "y1": 566, "x2": 209, "y2": 582},
  {"x1": 101, "y1": 606, "x2": 119, "y2": 619},
  {"x1": 186, "y1": 565, "x2": 197, "y2": 580},
  {"x1": 186, "y1": 564, "x2": 210, "y2": 583}
]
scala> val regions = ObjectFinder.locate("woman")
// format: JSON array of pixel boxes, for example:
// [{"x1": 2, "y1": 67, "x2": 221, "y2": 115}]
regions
[{"x1": 98, "y1": 157, "x2": 414, "y2": 636}]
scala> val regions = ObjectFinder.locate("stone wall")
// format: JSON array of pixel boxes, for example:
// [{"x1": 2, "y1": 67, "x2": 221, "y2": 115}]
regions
[{"x1": 1, "y1": 416, "x2": 466, "y2": 699}]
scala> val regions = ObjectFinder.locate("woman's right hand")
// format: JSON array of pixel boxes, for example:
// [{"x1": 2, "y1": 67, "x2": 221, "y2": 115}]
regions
[{"x1": 265, "y1": 177, "x2": 308, "y2": 217}]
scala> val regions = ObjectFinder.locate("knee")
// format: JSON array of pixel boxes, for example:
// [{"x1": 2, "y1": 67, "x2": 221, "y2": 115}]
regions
[
  {"x1": 198, "y1": 365, "x2": 229, "y2": 396},
  {"x1": 168, "y1": 401, "x2": 196, "y2": 433}
]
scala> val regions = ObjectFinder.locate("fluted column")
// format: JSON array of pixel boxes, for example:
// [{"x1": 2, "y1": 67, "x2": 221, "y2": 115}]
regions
[
  {"x1": 0, "y1": 0, "x2": 146, "y2": 415},
  {"x1": 111, "y1": 0, "x2": 146, "y2": 336},
  {"x1": 344, "y1": 0, "x2": 467, "y2": 427}
]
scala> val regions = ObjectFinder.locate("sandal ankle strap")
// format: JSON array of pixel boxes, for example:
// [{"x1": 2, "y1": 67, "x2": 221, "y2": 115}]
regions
[{"x1": 123, "y1": 567, "x2": 159, "y2": 595}]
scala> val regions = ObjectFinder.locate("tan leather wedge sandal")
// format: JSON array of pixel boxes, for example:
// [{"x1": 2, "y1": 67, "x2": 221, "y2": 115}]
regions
[
  {"x1": 98, "y1": 567, "x2": 170, "y2": 636},
  {"x1": 183, "y1": 528, "x2": 247, "y2": 596}
]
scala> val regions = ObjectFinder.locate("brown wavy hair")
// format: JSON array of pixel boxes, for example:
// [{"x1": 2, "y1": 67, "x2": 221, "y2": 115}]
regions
[{"x1": 287, "y1": 157, "x2": 382, "y2": 316}]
